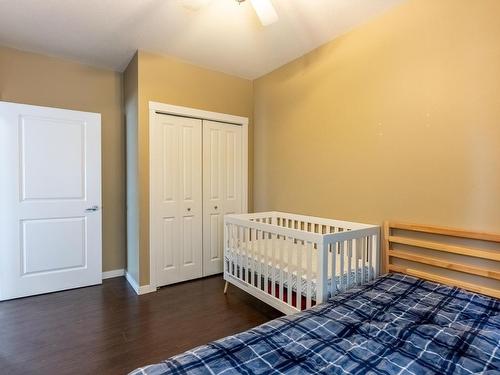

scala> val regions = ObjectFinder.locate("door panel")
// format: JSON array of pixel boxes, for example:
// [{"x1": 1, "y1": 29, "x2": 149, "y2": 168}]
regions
[
  {"x1": 20, "y1": 116, "x2": 86, "y2": 200},
  {"x1": 151, "y1": 113, "x2": 202, "y2": 287},
  {"x1": 182, "y1": 216, "x2": 194, "y2": 265},
  {"x1": 162, "y1": 217, "x2": 175, "y2": 270},
  {"x1": 22, "y1": 217, "x2": 87, "y2": 275},
  {"x1": 209, "y1": 129, "x2": 220, "y2": 200},
  {"x1": 162, "y1": 124, "x2": 177, "y2": 202},
  {"x1": 224, "y1": 127, "x2": 242, "y2": 214},
  {"x1": 0, "y1": 101, "x2": 102, "y2": 301},
  {"x1": 209, "y1": 214, "x2": 221, "y2": 261},
  {"x1": 203, "y1": 120, "x2": 243, "y2": 276}
]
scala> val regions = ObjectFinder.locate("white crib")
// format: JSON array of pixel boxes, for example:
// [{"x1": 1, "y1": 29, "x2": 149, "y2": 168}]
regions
[{"x1": 224, "y1": 212, "x2": 380, "y2": 315}]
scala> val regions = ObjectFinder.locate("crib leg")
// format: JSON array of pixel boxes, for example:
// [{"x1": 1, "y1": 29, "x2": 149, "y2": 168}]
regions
[{"x1": 224, "y1": 281, "x2": 229, "y2": 294}]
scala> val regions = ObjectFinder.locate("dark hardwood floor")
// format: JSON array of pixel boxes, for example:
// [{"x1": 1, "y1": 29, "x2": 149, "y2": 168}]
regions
[{"x1": 0, "y1": 275, "x2": 282, "y2": 375}]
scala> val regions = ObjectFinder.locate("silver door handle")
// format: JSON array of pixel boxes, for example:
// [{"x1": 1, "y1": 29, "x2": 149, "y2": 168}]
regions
[{"x1": 85, "y1": 205, "x2": 100, "y2": 212}]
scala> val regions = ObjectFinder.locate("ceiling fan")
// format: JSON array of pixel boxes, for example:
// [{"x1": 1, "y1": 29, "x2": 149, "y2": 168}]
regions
[
  {"x1": 235, "y1": 0, "x2": 279, "y2": 26},
  {"x1": 180, "y1": 0, "x2": 278, "y2": 26}
]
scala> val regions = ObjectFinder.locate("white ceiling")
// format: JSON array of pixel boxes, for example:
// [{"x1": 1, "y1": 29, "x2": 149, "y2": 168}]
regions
[{"x1": 0, "y1": 0, "x2": 405, "y2": 79}]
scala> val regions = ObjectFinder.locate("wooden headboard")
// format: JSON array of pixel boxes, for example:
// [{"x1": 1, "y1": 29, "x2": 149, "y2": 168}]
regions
[{"x1": 383, "y1": 221, "x2": 500, "y2": 299}]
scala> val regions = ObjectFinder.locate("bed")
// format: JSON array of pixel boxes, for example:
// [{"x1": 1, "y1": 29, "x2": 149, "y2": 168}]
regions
[{"x1": 130, "y1": 221, "x2": 500, "y2": 375}]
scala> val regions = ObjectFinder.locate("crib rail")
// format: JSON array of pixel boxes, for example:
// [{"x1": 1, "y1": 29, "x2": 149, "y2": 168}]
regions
[{"x1": 224, "y1": 212, "x2": 380, "y2": 315}]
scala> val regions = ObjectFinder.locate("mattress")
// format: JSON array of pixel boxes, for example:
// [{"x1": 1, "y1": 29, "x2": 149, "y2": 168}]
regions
[
  {"x1": 225, "y1": 239, "x2": 373, "y2": 298},
  {"x1": 129, "y1": 273, "x2": 500, "y2": 375}
]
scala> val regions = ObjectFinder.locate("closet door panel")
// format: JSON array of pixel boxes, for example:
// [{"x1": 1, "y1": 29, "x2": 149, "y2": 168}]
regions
[
  {"x1": 203, "y1": 124, "x2": 223, "y2": 277},
  {"x1": 162, "y1": 217, "x2": 176, "y2": 270},
  {"x1": 209, "y1": 214, "x2": 222, "y2": 261},
  {"x1": 223, "y1": 126, "x2": 242, "y2": 215},
  {"x1": 203, "y1": 120, "x2": 242, "y2": 276},
  {"x1": 151, "y1": 113, "x2": 202, "y2": 287},
  {"x1": 158, "y1": 121, "x2": 179, "y2": 282},
  {"x1": 178, "y1": 121, "x2": 203, "y2": 281}
]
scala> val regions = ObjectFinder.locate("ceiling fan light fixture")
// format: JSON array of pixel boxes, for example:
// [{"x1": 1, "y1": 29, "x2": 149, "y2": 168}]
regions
[{"x1": 248, "y1": 0, "x2": 279, "y2": 26}]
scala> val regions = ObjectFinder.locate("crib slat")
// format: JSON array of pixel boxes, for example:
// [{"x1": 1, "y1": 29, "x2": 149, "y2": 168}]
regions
[
  {"x1": 233, "y1": 225, "x2": 237, "y2": 278},
  {"x1": 253, "y1": 229, "x2": 258, "y2": 287},
  {"x1": 248, "y1": 228, "x2": 254, "y2": 287},
  {"x1": 347, "y1": 239, "x2": 352, "y2": 288},
  {"x1": 240, "y1": 226, "x2": 245, "y2": 281},
  {"x1": 257, "y1": 230, "x2": 262, "y2": 290},
  {"x1": 263, "y1": 230, "x2": 267, "y2": 288},
  {"x1": 297, "y1": 240, "x2": 303, "y2": 310},
  {"x1": 277, "y1": 237, "x2": 285, "y2": 301},
  {"x1": 271, "y1": 233, "x2": 276, "y2": 297},
  {"x1": 235, "y1": 225, "x2": 239, "y2": 279},
  {"x1": 287, "y1": 236, "x2": 293, "y2": 307},
  {"x1": 264, "y1": 230, "x2": 269, "y2": 294},
  {"x1": 331, "y1": 242, "x2": 337, "y2": 294},
  {"x1": 235, "y1": 225, "x2": 239, "y2": 278},
  {"x1": 306, "y1": 241, "x2": 312, "y2": 309},
  {"x1": 354, "y1": 239, "x2": 359, "y2": 285},
  {"x1": 222, "y1": 223, "x2": 229, "y2": 274},
  {"x1": 247, "y1": 227, "x2": 251, "y2": 282},
  {"x1": 372, "y1": 234, "x2": 379, "y2": 277},
  {"x1": 339, "y1": 242, "x2": 345, "y2": 291},
  {"x1": 235, "y1": 225, "x2": 243, "y2": 280},
  {"x1": 225, "y1": 223, "x2": 230, "y2": 276},
  {"x1": 228, "y1": 224, "x2": 232, "y2": 276},
  {"x1": 368, "y1": 235, "x2": 373, "y2": 281},
  {"x1": 235, "y1": 226, "x2": 240, "y2": 280},
  {"x1": 231, "y1": 225, "x2": 236, "y2": 277},
  {"x1": 361, "y1": 236, "x2": 366, "y2": 284},
  {"x1": 245, "y1": 227, "x2": 250, "y2": 282}
]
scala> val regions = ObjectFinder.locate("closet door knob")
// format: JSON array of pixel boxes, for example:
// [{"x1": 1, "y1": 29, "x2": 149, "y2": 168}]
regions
[
  {"x1": 214, "y1": 206, "x2": 218, "y2": 210},
  {"x1": 187, "y1": 208, "x2": 191, "y2": 212}
]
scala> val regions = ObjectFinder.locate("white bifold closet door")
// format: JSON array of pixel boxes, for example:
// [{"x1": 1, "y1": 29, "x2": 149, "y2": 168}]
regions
[
  {"x1": 202, "y1": 120, "x2": 242, "y2": 276},
  {"x1": 150, "y1": 113, "x2": 203, "y2": 287},
  {"x1": 150, "y1": 112, "x2": 243, "y2": 287}
]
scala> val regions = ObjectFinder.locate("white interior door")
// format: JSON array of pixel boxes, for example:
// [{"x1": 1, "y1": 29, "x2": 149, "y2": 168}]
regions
[
  {"x1": 203, "y1": 120, "x2": 243, "y2": 276},
  {"x1": 151, "y1": 113, "x2": 203, "y2": 287},
  {"x1": 0, "y1": 101, "x2": 102, "y2": 301}
]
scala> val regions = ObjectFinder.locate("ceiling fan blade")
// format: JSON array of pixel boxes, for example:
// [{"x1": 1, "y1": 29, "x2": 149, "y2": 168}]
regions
[{"x1": 250, "y1": 0, "x2": 278, "y2": 26}]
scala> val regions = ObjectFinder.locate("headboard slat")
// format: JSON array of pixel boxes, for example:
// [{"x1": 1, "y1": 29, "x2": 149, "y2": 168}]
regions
[
  {"x1": 388, "y1": 264, "x2": 500, "y2": 299},
  {"x1": 387, "y1": 221, "x2": 500, "y2": 243},
  {"x1": 384, "y1": 221, "x2": 500, "y2": 299},
  {"x1": 388, "y1": 235, "x2": 500, "y2": 261},
  {"x1": 388, "y1": 250, "x2": 500, "y2": 280}
]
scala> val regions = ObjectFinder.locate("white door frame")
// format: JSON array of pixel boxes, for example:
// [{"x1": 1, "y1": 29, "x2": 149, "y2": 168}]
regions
[{"x1": 148, "y1": 101, "x2": 249, "y2": 291}]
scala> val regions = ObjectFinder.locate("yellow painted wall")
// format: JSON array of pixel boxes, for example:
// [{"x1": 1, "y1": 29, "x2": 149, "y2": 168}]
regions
[
  {"x1": 253, "y1": 0, "x2": 500, "y2": 233},
  {"x1": 0, "y1": 46, "x2": 126, "y2": 272},
  {"x1": 128, "y1": 51, "x2": 253, "y2": 285}
]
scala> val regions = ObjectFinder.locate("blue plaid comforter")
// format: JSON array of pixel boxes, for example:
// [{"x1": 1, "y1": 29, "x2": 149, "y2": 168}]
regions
[{"x1": 130, "y1": 273, "x2": 500, "y2": 374}]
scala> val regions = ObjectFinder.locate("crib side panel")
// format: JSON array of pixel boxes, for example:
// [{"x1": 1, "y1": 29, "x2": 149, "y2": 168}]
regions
[
  {"x1": 224, "y1": 216, "x2": 324, "y2": 315},
  {"x1": 324, "y1": 227, "x2": 380, "y2": 298}
]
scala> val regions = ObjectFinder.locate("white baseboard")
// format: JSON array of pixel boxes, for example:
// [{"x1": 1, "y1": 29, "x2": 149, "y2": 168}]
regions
[
  {"x1": 125, "y1": 271, "x2": 156, "y2": 295},
  {"x1": 138, "y1": 284, "x2": 157, "y2": 295},
  {"x1": 102, "y1": 269, "x2": 125, "y2": 279}
]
